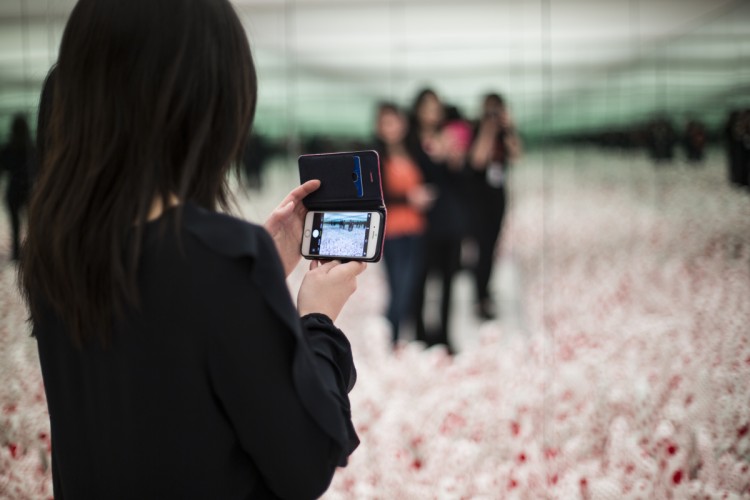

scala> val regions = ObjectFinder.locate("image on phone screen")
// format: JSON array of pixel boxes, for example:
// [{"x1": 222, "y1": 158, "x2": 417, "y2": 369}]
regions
[{"x1": 309, "y1": 212, "x2": 371, "y2": 258}]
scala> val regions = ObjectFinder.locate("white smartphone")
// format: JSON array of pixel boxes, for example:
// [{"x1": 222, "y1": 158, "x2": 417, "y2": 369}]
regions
[{"x1": 301, "y1": 211, "x2": 383, "y2": 261}]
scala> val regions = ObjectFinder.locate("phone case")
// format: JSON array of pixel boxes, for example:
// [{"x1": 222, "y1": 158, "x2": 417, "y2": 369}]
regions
[{"x1": 298, "y1": 150, "x2": 386, "y2": 262}]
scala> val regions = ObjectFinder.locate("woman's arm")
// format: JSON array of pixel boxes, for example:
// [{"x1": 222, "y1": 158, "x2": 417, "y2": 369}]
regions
[
  {"x1": 207, "y1": 230, "x2": 363, "y2": 499},
  {"x1": 505, "y1": 130, "x2": 523, "y2": 163},
  {"x1": 469, "y1": 120, "x2": 498, "y2": 171},
  {"x1": 207, "y1": 306, "x2": 354, "y2": 498}
]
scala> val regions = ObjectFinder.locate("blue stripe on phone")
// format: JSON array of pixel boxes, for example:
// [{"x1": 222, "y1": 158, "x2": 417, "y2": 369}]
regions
[{"x1": 352, "y1": 155, "x2": 364, "y2": 198}]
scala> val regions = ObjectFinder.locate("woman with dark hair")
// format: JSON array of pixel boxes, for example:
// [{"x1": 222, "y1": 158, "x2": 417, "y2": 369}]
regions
[
  {"x1": 20, "y1": 0, "x2": 364, "y2": 498},
  {"x1": 374, "y1": 102, "x2": 434, "y2": 346},
  {"x1": 407, "y1": 88, "x2": 467, "y2": 354},
  {"x1": 0, "y1": 113, "x2": 35, "y2": 261},
  {"x1": 468, "y1": 92, "x2": 522, "y2": 319}
]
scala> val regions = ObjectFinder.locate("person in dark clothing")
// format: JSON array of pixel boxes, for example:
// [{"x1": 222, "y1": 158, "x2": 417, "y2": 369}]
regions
[
  {"x1": 19, "y1": 1, "x2": 366, "y2": 498},
  {"x1": 0, "y1": 114, "x2": 35, "y2": 261},
  {"x1": 242, "y1": 132, "x2": 272, "y2": 190},
  {"x1": 467, "y1": 93, "x2": 522, "y2": 320},
  {"x1": 726, "y1": 109, "x2": 750, "y2": 189},
  {"x1": 647, "y1": 117, "x2": 677, "y2": 164},
  {"x1": 683, "y1": 119, "x2": 707, "y2": 164},
  {"x1": 407, "y1": 89, "x2": 467, "y2": 353},
  {"x1": 726, "y1": 110, "x2": 742, "y2": 186}
]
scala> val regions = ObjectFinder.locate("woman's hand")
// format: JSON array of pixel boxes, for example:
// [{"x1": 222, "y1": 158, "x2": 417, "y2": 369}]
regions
[
  {"x1": 297, "y1": 260, "x2": 367, "y2": 321},
  {"x1": 407, "y1": 184, "x2": 437, "y2": 212},
  {"x1": 264, "y1": 180, "x2": 321, "y2": 277}
]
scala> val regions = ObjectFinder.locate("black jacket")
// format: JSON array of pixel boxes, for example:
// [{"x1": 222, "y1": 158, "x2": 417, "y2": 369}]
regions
[
  {"x1": 34, "y1": 202, "x2": 358, "y2": 499},
  {"x1": 408, "y1": 137, "x2": 469, "y2": 240},
  {"x1": 0, "y1": 143, "x2": 35, "y2": 205}
]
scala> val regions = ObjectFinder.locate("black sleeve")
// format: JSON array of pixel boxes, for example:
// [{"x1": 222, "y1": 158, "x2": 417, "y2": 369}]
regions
[
  {"x1": 205, "y1": 229, "x2": 358, "y2": 500},
  {"x1": 301, "y1": 313, "x2": 357, "y2": 395}
]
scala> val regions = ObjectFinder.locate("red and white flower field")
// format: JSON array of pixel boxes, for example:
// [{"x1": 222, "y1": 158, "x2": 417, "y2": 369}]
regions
[{"x1": 1, "y1": 149, "x2": 748, "y2": 498}]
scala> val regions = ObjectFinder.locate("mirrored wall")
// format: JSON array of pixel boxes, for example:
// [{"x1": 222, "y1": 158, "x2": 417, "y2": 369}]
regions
[{"x1": 1, "y1": 0, "x2": 749, "y2": 145}]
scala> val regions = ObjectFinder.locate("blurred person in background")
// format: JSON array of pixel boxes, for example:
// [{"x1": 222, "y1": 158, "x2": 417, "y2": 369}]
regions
[
  {"x1": 442, "y1": 105, "x2": 474, "y2": 173},
  {"x1": 0, "y1": 114, "x2": 36, "y2": 262},
  {"x1": 725, "y1": 110, "x2": 741, "y2": 186},
  {"x1": 726, "y1": 109, "x2": 750, "y2": 190},
  {"x1": 20, "y1": 0, "x2": 365, "y2": 497},
  {"x1": 241, "y1": 132, "x2": 272, "y2": 190},
  {"x1": 647, "y1": 116, "x2": 677, "y2": 164},
  {"x1": 374, "y1": 102, "x2": 435, "y2": 346},
  {"x1": 683, "y1": 119, "x2": 707, "y2": 164},
  {"x1": 408, "y1": 88, "x2": 468, "y2": 354},
  {"x1": 467, "y1": 93, "x2": 522, "y2": 320}
]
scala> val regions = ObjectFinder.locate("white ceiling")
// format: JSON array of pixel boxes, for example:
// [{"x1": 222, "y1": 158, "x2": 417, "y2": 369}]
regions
[{"x1": 1, "y1": 0, "x2": 749, "y2": 139}]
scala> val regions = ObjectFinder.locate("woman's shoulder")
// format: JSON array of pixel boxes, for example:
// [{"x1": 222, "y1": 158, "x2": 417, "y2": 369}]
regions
[
  {"x1": 177, "y1": 201, "x2": 297, "y2": 333},
  {"x1": 180, "y1": 202, "x2": 275, "y2": 261}
]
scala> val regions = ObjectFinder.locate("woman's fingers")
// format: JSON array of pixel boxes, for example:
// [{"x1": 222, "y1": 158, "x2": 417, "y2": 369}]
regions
[
  {"x1": 329, "y1": 261, "x2": 367, "y2": 277},
  {"x1": 297, "y1": 259, "x2": 367, "y2": 320},
  {"x1": 282, "y1": 180, "x2": 320, "y2": 207},
  {"x1": 346, "y1": 261, "x2": 368, "y2": 275},
  {"x1": 269, "y1": 180, "x2": 319, "y2": 222},
  {"x1": 277, "y1": 200, "x2": 294, "y2": 217},
  {"x1": 308, "y1": 259, "x2": 333, "y2": 271},
  {"x1": 309, "y1": 259, "x2": 366, "y2": 275},
  {"x1": 297, "y1": 179, "x2": 321, "y2": 197},
  {"x1": 314, "y1": 259, "x2": 339, "y2": 273}
]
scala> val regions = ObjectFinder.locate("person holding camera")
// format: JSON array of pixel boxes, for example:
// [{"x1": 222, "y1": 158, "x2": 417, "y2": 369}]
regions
[
  {"x1": 468, "y1": 93, "x2": 522, "y2": 320},
  {"x1": 21, "y1": 1, "x2": 365, "y2": 498}
]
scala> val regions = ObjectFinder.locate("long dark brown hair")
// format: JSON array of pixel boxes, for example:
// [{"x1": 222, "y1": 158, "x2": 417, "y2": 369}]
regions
[
  {"x1": 20, "y1": 0, "x2": 257, "y2": 345},
  {"x1": 373, "y1": 101, "x2": 401, "y2": 167},
  {"x1": 406, "y1": 87, "x2": 442, "y2": 154}
]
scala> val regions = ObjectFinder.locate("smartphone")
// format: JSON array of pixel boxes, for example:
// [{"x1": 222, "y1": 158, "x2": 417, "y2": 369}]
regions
[{"x1": 301, "y1": 210, "x2": 383, "y2": 261}]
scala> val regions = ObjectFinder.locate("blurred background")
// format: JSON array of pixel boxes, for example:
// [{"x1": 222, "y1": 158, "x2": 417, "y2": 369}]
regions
[{"x1": 1, "y1": 0, "x2": 749, "y2": 147}]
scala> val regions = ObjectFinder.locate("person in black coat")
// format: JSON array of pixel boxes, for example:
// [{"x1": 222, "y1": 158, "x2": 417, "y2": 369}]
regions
[
  {"x1": 726, "y1": 109, "x2": 750, "y2": 189},
  {"x1": 407, "y1": 89, "x2": 468, "y2": 353},
  {"x1": 0, "y1": 114, "x2": 35, "y2": 261},
  {"x1": 683, "y1": 119, "x2": 707, "y2": 164},
  {"x1": 466, "y1": 93, "x2": 522, "y2": 319},
  {"x1": 647, "y1": 117, "x2": 677, "y2": 164},
  {"x1": 20, "y1": 1, "x2": 366, "y2": 498}
]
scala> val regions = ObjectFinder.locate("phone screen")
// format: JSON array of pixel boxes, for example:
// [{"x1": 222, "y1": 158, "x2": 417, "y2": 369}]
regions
[{"x1": 308, "y1": 212, "x2": 371, "y2": 258}]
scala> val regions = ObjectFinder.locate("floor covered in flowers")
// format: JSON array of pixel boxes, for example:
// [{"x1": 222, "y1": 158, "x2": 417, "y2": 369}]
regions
[{"x1": 1, "y1": 148, "x2": 749, "y2": 499}]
